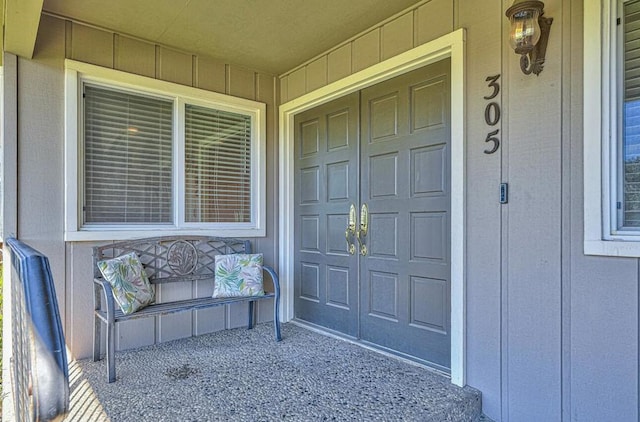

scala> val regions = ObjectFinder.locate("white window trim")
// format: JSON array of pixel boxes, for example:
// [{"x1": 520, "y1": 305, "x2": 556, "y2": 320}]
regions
[
  {"x1": 584, "y1": 0, "x2": 640, "y2": 256},
  {"x1": 64, "y1": 59, "x2": 266, "y2": 241}
]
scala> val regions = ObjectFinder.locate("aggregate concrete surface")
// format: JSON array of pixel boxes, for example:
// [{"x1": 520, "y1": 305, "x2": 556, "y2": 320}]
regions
[{"x1": 74, "y1": 323, "x2": 483, "y2": 421}]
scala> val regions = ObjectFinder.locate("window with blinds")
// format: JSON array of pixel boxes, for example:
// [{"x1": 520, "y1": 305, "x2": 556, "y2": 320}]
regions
[
  {"x1": 185, "y1": 105, "x2": 251, "y2": 223},
  {"x1": 623, "y1": 0, "x2": 640, "y2": 227},
  {"x1": 65, "y1": 59, "x2": 265, "y2": 239},
  {"x1": 83, "y1": 84, "x2": 173, "y2": 224},
  {"x1": 582, "y1": 0, "x2": 640, "y2": 251}
]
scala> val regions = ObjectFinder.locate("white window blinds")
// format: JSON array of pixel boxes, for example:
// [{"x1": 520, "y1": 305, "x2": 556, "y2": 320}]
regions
[
  {"x1": 83, "y1": 84, "x2": 174, "y2": 224},
  {"x1": 624, "y1": 0, "x2": 640, "y2": 226},
  {"x1": 184, "y1": 104, "x2": 252, "y2": 223}
]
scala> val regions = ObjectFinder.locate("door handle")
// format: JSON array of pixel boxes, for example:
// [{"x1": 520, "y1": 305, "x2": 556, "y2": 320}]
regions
[
  {"x1": 345, "y1": 204, "x2": 357, "y2": 255},
  {"x1": 359, "y1": 203, "x2": 368, "y2": 236},
  {"x1": 356, "y1": 203, "x2": 368, "y2": 256}
]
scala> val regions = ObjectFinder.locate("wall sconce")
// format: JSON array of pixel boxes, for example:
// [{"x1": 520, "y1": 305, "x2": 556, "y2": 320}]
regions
[{"x1": 505, "y1": 0, "x2": 553, "y2": 76}]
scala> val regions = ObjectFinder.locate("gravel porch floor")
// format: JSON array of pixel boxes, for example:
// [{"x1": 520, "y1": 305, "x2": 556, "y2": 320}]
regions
[{"x1": 66, "y1": 323, "x2": 483, "y2": 421}]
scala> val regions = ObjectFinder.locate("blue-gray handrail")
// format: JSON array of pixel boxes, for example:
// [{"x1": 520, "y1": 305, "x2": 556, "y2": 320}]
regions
[{"x1": 6, "y1": 238, "x2": 69, "y2": 421}]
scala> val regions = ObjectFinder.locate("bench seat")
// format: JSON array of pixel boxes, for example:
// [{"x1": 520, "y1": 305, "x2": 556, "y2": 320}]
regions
[{"x1": 94, "y1": 288, "x2": 277, "y2": 322}]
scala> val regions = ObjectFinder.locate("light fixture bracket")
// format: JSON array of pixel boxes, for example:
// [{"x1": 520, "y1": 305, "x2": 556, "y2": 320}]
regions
[{"x1": 520, "y1": 15, "x2": 553, "y2": 75}]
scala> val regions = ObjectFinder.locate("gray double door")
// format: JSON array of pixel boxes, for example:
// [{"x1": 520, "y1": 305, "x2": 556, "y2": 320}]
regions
[{"x1": 294, "y1": 59, "x2": 451, "y2": 371}]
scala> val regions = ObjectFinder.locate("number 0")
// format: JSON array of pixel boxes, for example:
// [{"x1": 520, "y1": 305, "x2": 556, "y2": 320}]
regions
[{"x1": 484, "y1": 102, "x2": 500, "y2": 126}]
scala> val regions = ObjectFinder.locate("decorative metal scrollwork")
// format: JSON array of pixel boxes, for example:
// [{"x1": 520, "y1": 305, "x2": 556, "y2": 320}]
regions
[{"x1": 167, "y1": 240, "x2": 198, "y2": 275}]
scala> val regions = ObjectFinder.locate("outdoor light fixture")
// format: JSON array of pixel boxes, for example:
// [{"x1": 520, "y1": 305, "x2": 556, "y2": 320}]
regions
[{"x1": 505, "y1": 0, "x2": 553, "y2": 76}]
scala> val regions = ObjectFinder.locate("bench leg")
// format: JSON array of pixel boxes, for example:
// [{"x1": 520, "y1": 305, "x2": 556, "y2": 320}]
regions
[
  {"x1": 107, "y1": 321, "x2": 116, "y2": 383},
  {"x1": 247, "y1": 301, "x2": 255, "y2": 329},
  {"x1": 274, "y1": 296, "x2": 281, "y2": 342},
  {"x1": 93, "y1": 314, "x2": 101, "y2": 362}
]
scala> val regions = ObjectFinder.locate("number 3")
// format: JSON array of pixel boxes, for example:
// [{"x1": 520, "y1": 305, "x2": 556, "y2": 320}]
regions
[{"x1": 484, "y1": 75, "x2": 500, "y2": 100}]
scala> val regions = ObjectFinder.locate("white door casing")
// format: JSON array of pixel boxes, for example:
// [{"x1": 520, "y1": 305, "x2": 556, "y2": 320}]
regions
[{"x1": 279, "y1": 29, "x2": 466, "y2": 386}]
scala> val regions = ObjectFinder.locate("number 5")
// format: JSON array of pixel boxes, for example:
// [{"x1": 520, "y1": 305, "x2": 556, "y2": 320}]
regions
[{"x1": 484, "y1": 129, "x2": 500, "y2": 154}]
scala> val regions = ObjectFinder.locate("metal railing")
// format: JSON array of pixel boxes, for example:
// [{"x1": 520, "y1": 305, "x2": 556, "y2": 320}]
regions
[{"x1": 6, "y1": 238, "x2": 69, "y2": 421}]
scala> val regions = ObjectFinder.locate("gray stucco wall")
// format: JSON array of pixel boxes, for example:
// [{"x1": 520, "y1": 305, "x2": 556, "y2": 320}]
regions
[
  {"x1": 279, "y1": 0, "x2": 637, "y2": 421},
  {"x1": 11, "y1": 14, "x2": 279, "y2": 360}
]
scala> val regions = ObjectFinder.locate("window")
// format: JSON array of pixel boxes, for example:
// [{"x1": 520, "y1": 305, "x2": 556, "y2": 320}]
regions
[
  {"x1": 618, "y1": 0, "x2": 640, "y2": 230},
  {"x1": 83, "y1": 84, "x2": 174, "y2": 225},
  {"x1": 584, "y1": 0, "x2": 640, "y2": 255},
  {"x1": 64, "y1": 60, "x2": 266, "y2": 241},
  {"x1": 184, "y1": 104, "x2": 252, "y2": 224}
]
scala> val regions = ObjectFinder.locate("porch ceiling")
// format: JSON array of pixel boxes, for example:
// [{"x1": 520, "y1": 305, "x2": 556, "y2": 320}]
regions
[{"x1": 41, "y1": 0, "x2": 424, "y2": 75}]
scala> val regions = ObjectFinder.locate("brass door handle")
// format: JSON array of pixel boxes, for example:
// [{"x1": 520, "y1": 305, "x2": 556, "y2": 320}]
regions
[
  {"x1": 356, "y1": 230, "x2": 367, "y2": 256},
  {"x1": 359, "y1": 203, "x2": 368, "y2": 236},
  {"x1": 345, "y1": 204, "x2": 357, "y2": 255},
  {"x1": 345, "y1": 229, "x2": 356, "y2": 255},
  {"x1": 356, "y1": 203, "x2": 368, "y2": 256}
]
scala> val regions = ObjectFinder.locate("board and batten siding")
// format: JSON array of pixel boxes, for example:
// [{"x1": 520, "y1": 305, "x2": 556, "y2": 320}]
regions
[
  {"x1": 6, "y1": 0, "x2": 639, "y2": 420},
  {"x1": 279, "y1": 0, "x2": 639, "y2": 421},
  {"x1": 280, "y1": 0, "x2": 454, "y2": 103},
  {"x1": 14, "y1": 14, "x2": 279, "y2": 359}
]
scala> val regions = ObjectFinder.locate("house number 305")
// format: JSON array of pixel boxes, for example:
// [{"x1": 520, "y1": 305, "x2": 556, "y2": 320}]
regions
[{"x1": 483, "y1": 74, "x2": 501, "y2": 154}]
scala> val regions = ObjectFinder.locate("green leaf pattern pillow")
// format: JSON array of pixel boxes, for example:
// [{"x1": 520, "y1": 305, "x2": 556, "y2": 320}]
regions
[
  {"x1": 97, "y1": 252, "x2": 155, "y2": 315},
  {"x1": 213, "y1": 253, "x2": 264, "y2": 298}
]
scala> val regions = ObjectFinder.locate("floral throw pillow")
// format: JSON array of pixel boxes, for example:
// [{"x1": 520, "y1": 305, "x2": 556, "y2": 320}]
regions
[
  {"x1": 97, "y1": 252, "x2": 155, "y2": 315},
  {"x1": 213, "y1": 253, "x2": 264, "y2": 298}
]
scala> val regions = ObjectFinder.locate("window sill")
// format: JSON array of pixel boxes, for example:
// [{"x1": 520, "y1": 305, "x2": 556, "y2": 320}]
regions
[
  {"x1": 65, "y1": 227, "x2": 266, "y2": 242},
  {"x1": 584, "y1": 239, "x2": 640, "y2": 258}
]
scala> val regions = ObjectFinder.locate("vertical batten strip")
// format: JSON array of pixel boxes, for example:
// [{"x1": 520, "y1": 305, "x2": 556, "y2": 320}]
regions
[
  {"x1": 192, "y1": 55, "x2": 198, "y2": 88},
  {"x1": 154, "y1": 45, "x2": 160, "y2": 79},
  {"x1": 64, "y1": 20, "x2": 72, "y2": 59}
]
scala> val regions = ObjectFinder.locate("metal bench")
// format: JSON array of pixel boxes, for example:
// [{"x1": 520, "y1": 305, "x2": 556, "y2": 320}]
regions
[{"x1": 92, "y1": 236, "x2": 282, "y2": 383}]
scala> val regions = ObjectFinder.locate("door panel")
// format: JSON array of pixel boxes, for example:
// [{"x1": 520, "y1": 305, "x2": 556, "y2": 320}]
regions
[
  {"x1": 293, "y1": 59, "x2": 451, "y2": 371},
  {"x1": 359, "y1": 60, "x2": 451, "y2": 370},
  {"x1": 294, "y1": 93, "x2": 359, "y2": 337}
]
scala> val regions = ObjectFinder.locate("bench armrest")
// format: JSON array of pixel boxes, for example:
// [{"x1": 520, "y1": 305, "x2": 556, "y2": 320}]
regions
[
  {"x1": 93, "y1": 277, "x2": 117, "y2": 324},
  {"x1": 262, "y1": 265, "x2": 281, "y2": 298}
]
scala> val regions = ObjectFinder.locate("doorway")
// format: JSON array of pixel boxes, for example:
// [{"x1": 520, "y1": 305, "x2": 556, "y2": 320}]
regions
[
  {"x1": 279, "y1": 29, "x2": 465, "y2": 384},
  {"x1": 293, "y1": 60, "x2": 451, "y2": 371}
]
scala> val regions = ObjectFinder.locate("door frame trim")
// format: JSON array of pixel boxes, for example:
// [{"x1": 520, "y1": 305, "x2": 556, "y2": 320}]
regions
[{"x1": 278, "y1": 29, "x2": 466, "y2": 386}]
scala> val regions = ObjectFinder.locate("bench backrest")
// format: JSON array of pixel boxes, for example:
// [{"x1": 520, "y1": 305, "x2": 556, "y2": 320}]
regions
[
  {"x1": 93, "y1": 236, "x2": 251, "y2": 284},
  {"x1": 6, "y1": 237, "x2": 70, "y2": 421}
]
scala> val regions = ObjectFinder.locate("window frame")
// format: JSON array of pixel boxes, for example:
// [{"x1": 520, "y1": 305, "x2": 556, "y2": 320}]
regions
[
  {"x1": 584, "y1": 0, "x2": 640, "y2": 255},
  {"x1": 64, "y1": 59, "x2": 266, "y2": 241}
]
